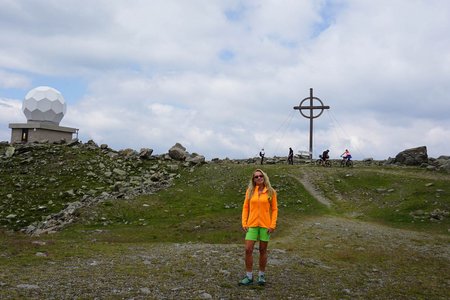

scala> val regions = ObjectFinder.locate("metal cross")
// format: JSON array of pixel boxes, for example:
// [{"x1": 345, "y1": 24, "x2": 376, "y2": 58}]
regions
[{"x1": 293, "y1": 88, "x2": 330, "y2": 159}]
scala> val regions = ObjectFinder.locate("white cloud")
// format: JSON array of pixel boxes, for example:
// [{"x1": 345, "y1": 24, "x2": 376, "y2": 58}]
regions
[
  {"x1": 0, "y1": 98, "x2": 24, "y2": 141},
  {"x1": 0, "y1": 70, "x2": 31, "y2": 89},
  {"x1": 0, "y1": 0, "x2": 449, "y2": 160}
]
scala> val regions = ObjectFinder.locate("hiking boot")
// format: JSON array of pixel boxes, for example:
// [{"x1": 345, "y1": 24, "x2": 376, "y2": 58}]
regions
[
  {"x1": 257, "y1": 274, "x2": 266, "y2": 286},
  {"x1": 238, "y1": 276, "x2": 253, "y2": 286}
]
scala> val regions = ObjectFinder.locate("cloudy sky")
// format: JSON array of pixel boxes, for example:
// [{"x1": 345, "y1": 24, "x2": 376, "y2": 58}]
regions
[{"x1": 1, "y1": 0, "x2": 449, "y2": 160}]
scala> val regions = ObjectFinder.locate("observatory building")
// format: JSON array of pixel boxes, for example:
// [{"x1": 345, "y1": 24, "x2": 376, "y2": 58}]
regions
[{"x1": 8, "y1": 86, "x2": 78, "y2": 144}]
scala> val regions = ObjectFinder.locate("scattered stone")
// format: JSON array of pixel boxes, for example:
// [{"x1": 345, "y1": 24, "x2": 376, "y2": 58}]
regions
[
  {"x1": 342, "y1": 288, "x2": 352, "y2": 294},
  {"x1": 31, "y1": 241, "x2": 46, "y2": 246},
  {"x1": 5, "y1": 146, "x2": 15, "y2": 157},
  {"x1": 16, "y1": 284, "x2": 40, "y2": 289},
  {"x1": 113, "y1": 168, "x2": 127, "y2": 176},
  {"x1": 199, "y1": 292, "x2": 213, "y2": 299},
  {"x1": 429, "y1": 209, "x2": 448, "y2": 221},
  {"x1": 186, "y1": 153, "x2": 206, "y2": 165}
]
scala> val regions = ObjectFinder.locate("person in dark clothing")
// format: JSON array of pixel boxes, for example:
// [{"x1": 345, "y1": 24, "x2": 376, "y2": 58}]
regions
[
  {"x1": 322, "y1": 149, "x2": 330, "y2": 162},
  {"x1": 288, "y1": 147, "x2": 294, "y2": 165}
]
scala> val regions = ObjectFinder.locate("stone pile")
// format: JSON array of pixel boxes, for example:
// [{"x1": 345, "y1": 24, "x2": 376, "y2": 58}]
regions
[
  {"x1": 0, "y1": 140, "x2": 205, "y2": 235},
  {"x1": 386, "y1": 146, "x2": 450, "y2": 172}
]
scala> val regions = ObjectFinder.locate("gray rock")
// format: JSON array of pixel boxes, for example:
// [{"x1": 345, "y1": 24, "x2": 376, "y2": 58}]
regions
[
  {"x1": 168, "y1": 143, "x2": 187, "y2": 161},
  {"x1": 166, "y1": 164, "x2": 179, "y2": 172},
  {"x1": 16, "y1": 284, "x2": 40, "y2": 289},
  {"x1": 199, "y1": 292, "x2": 213, "y2": 299},
  {"x1": 440, "y1": 162, "x2": 450, "y2": 173},
  {"x1": 86, "y1": 140, "x2": 98, "y2": 147},
  {"x1": 393, "y1": 146, "x2": 428, "y2": 166},
  {"x1": 437, "y1": 155, "x2": 450, "y2": 160},
  {"x1": 119, "y1": 148, "x2": 137, "y2": 157},
  {"x1": 113, "y1": 168, "x2": 127, "y2": 176},
  {"x1": 186, "y1": 153, "x2": 205, "y2": 165},
  {"x1": 139, "y1": 148, "x2": 153, "y2": 159},
  {"x1": 67, "y1": 139, "x2": 79, "y2": 147},
  {"x1": 5, "y1": 146, "x2": 15, "y2": 158}
]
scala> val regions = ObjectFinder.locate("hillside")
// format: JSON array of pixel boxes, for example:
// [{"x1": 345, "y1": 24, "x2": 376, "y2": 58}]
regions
[{"x1": 0, "y1": 141, "x2": 449, "y2": 299}]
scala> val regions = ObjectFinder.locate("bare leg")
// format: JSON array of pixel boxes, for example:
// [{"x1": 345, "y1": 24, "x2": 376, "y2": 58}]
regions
[
  {"x1": 245, "y1": 240, "x2": 256, "y2": 272},
  {"x1": 259, "y1": 241, "x2": 268, "y2": 272}
]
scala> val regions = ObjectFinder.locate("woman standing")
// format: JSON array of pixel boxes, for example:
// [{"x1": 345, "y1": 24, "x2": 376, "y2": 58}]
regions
[{"x1": 239, "y1": 169, "x2": 278, "y2": 286}]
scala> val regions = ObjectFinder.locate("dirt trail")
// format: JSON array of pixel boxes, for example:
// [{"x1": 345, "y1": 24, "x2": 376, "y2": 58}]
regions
[{"x1": 288, "y1": 173, "x2": 332, "y2": 208}]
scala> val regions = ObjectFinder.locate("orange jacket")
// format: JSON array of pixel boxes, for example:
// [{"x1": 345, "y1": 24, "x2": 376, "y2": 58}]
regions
[{"x1": 241, "y1": 187, "x2": 278, "y2": 229}]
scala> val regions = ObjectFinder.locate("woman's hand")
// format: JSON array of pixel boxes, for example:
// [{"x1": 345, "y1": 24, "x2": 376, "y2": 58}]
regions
[
  {"x1": 267, "y1": 228, "x2": 275, "y2": 234},
  {"x1": 242, "y1": 227, "x2": 249, "y2": 232}
]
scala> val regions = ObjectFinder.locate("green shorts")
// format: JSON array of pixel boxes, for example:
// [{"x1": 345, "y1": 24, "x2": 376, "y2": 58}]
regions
[{"x1": 245, "y1": 227, "x2": 271, "y2": 242}]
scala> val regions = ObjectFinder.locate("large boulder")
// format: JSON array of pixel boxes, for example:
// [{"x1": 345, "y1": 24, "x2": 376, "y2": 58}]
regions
[
  {"x1": 5, "y1": 146, "x2": 15, "y2": 158},
  {"x1": 168, "y1": 143, "x2": 187, "y2": 161},
  {"x1": 394, "y1": 146, "x2": 428, "y2": 166},
  {"x1": 440, "y1": 161, "x2": 450, "y2": 173},
  {"x1": 139, "y1": 148, "x2": 153, "y2": 159},
  {"x1": 186, "y1": 153, "x2": 205, "y2": 165}
]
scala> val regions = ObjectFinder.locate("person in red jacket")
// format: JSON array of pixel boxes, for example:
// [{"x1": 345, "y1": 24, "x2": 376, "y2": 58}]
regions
[{"x1": 239, "y1": 169, "x2": 278, "y2": 286}]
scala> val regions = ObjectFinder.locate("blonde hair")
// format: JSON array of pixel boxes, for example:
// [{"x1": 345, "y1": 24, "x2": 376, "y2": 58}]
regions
[{"x1": 246, "y1": 169, "x2": 275, "y2": 201}]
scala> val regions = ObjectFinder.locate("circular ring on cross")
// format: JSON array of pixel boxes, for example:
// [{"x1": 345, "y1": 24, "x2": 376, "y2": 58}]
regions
[{"x1": 297, "y1": 97, "x2": 326, "y2": 119}]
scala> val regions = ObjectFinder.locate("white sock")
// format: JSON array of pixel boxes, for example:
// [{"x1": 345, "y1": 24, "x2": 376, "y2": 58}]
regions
[
  {"x1": 246, "y1": 272, "x2": 253, "y2": 279},
  {"x1": 259, "y1": 271, "x2": 265, "y2": 277}
]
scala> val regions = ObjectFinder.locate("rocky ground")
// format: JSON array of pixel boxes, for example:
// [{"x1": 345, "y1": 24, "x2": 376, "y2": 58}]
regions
[
  {"x1": 1, "y1": 215, "x2": 449, "y2": 299},
  {"x1": 1, "y1": 142, "x2": 449, "y2": 299}
]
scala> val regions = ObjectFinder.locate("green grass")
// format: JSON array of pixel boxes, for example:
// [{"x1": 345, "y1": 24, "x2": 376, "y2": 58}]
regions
[
  {"x1": 0, "y1": 156, "x2": 449, "y2": 299},
  {"x1": 308, "y1": 165, "x2": 450, "y2": 233},
  {"x1": 65, "y1": 164, "x2": 329, "y2": 244},
  {"x1": 2, "y1": 144, "x2": 448, "y2": 237}
]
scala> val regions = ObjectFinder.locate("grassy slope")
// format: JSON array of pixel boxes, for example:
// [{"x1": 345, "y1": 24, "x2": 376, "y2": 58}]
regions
[
  {"x1": 309, "y1": 165, "x2": 450, "y2": 233},
  {"x1": 63, "y1": 164, "x2": 329, "y2": 244},
  {"x1": 0, "y1": 154, "x2": 449, "y2": 298}
]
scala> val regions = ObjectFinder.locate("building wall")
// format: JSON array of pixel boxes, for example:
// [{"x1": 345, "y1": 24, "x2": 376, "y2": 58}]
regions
[{"x1": 11, "y1": 128, "x2": 73, "y2": 144}]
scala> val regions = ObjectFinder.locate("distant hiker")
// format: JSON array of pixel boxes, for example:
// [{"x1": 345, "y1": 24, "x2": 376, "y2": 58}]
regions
[
  {"x1": 288, "y1": 147, "x2": 294, "y2": 165},
  {"x1": 259, "y1": 149, "x2": 265, "y2": 165},
  {"x1": 321, "y1": 149, "x2": 330, "y2": 162},
  {"x1": 239, "y1": 169, "x2": 278, "y2": 286}
]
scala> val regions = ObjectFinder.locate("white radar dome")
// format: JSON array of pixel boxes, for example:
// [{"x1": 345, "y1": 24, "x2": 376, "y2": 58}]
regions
[{"x1": 22, "y1": 86, "x2": 67, "y2": 125}]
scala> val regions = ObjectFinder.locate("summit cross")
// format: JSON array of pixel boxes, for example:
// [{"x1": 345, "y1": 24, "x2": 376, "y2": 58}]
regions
[{"x1": 293, "y1": 88, "x2": 330, "y2": 159}]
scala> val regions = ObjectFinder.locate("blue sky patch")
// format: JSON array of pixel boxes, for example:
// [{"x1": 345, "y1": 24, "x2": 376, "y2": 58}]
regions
[{"x1": 218, "y1": 49, "x2": 235, "y2": 62}]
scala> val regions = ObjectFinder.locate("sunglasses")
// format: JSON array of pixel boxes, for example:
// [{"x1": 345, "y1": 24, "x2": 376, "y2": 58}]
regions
[{"x1": 254, "y1": 175, "x2": 264, "y2": 179}]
